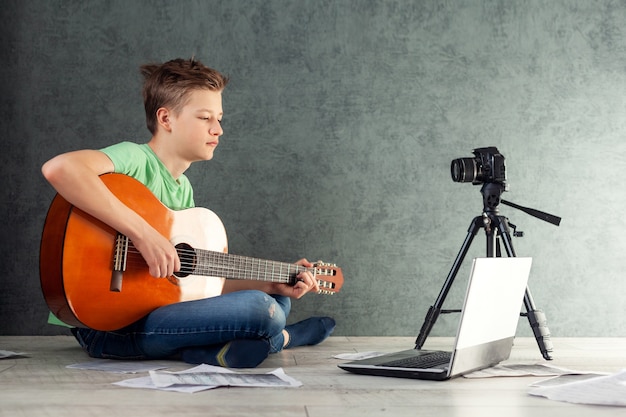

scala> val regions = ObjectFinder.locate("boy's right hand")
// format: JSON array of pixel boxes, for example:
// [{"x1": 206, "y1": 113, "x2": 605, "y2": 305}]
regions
[{"x1": 130, "y1": 225, "x2": 181, "y2": 278}]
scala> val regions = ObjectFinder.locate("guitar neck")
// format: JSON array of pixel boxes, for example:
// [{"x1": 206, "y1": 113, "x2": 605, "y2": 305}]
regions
[{"x1": 190, "y1": 248, "x2": 307, "y2": 284}]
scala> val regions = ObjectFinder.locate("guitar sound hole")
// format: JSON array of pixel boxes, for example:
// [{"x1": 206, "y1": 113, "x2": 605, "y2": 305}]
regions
[{"x1": 174, "y1": 243, "x2": 196, "y2": 278}]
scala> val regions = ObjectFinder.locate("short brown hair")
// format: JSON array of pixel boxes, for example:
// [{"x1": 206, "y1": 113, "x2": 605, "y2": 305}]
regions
[{"x1": 140, "y1": 58, "x2": 229, "y2": 134}]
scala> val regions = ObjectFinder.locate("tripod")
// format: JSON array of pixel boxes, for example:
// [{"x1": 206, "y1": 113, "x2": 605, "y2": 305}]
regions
[{"x1": 414, "y1": 182, "x2": 560, "y2": 361}]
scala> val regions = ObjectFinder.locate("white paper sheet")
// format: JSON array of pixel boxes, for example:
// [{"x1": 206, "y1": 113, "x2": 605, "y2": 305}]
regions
[
  {"x1": 333, "y1": 351, "x2": 388, "y2": 360},
  {"x1": 0, "y1": 350, "x2": 28, "y2": 359},
  {"x1": 150, "y1": 365, "x2": 302, "y2": 388},
  {"x1": 529, "y1": 373, "x2": 608, "y2": 388},
  {"x1": 464, "y1": 363, "x2": 603, "y2": 378},
  {"x1": 528, "y1": 369, "x2": 626, "y2": 406},
  {"x1": 114, "y1": 364, "x2": 302, "y2": 392},
  {"x1": 67, "y1": 359, "x2": 169, "y2": 373},
  {"x1": 113, "y1": 375, "x2": 211, "y2": 393}
]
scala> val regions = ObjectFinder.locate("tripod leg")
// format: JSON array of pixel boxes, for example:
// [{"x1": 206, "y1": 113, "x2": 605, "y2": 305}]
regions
[
  {"x1": 523, "y1": 292, "x2": 553, "y2": 360},
  {"x1": 415, "y1": 216, "x2": 483, "y2": 348},
  {"x1": 496, "y1": 217, "x2": 554, "y2": 360}
]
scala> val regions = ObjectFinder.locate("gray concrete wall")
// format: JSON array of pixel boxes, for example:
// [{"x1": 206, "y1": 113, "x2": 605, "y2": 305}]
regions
[{"x1": 3, "y1": 0, "x2": 625, "y2": 337}]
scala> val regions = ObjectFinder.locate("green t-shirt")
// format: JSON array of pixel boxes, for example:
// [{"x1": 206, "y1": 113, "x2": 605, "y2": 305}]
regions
[
  {"x1": 101, "y1": 141, "x2": 195, "y2": 210},
  {"x1": 48, "y1": 141, "x2": 196, "y2": 327}
]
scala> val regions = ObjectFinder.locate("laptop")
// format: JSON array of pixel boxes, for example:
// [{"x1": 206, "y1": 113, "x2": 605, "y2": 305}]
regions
[{"x1": 338, "y1": 257, "x2": 532, "y2": 380}]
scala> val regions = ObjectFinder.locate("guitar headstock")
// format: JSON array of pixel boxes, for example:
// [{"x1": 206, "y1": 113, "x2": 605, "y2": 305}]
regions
[{"x1": 312, "y1": 261, "x2": 344, "y2": 295}]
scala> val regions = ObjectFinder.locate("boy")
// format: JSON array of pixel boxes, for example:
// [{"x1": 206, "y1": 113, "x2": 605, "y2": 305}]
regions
[{"x1": 41, "y1": 58, "x2": 335, "y2": 368}]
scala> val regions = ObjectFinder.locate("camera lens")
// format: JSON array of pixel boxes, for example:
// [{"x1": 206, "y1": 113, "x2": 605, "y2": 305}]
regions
[{"x1": 451, "y1": 157, "x2": 477, "y2": 183}]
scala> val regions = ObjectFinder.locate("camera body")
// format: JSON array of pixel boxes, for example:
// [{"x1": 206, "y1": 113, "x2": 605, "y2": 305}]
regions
[{"x1": 450, "y1": 146, "x2": 506, "y2": 185}]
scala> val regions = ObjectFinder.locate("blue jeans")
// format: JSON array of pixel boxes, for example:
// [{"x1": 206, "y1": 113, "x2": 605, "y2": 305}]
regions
[{"x1": 73, "y1": 290, "x2": 290, "y2": 359}]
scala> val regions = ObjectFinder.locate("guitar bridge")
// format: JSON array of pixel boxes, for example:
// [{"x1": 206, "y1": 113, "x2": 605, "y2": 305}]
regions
[{"x1": 110, "y1": 233, "x2": 129, "y2": 292}]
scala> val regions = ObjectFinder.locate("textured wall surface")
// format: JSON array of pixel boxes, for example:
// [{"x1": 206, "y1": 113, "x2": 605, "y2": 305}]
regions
[{"x1": 2, "y1": 0, "x2": 626, "y2": 339}]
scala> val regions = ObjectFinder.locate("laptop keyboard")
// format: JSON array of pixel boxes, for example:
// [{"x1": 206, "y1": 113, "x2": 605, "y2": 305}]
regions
[{"x1": 380, "y1": 351, "x2": 451, "y2": 369}]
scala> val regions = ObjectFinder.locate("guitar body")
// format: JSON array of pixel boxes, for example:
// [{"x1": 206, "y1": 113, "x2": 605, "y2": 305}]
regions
[{"x1": 40, "y1": 173, "x2": 228, "y2": 331}]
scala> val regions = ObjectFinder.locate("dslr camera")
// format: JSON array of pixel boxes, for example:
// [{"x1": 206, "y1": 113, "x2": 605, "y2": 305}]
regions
[{"x1": 450, "y1": 146, "x2": 506, "y2": 185}]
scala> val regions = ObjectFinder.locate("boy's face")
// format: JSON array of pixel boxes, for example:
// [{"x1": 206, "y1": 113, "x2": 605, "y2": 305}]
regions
[{"x1": 169, "y1": 89, "x2": 224, "y2": 162}]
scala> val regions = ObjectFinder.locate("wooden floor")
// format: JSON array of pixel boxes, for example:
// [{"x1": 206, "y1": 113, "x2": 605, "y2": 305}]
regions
[{"x1": 1, "y1": 336, "x2": 625, "y2": 416}]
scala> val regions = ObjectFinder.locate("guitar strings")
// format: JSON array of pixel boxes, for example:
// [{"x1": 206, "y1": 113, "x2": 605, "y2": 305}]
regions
[{"x1": 119, "y1": 246, "x2": 311, "y2": 282}]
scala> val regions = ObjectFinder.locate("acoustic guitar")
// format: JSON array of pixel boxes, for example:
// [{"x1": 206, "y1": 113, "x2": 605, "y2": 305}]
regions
[{"x1": 39, "y1": 173, "x2": 343, "y2": 331}]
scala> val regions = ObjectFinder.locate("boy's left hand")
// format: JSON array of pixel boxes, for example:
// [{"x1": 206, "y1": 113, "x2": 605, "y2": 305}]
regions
[{"x1": 274, "y1": 258, "x2": 320, "y2": 299}]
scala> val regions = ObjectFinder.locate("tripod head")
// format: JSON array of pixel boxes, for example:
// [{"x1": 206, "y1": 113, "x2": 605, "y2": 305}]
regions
[
  {"x1": 479, "y1": 182, "x2": 561, "y2": 226},
  {"x1": 480, "y1": 182, "x2": 506, "y2": 213}
]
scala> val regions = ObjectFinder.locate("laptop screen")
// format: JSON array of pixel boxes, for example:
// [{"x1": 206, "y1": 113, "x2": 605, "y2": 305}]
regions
[{"x1": 454, "y1": 257, "x2": 532, "y2": 350}]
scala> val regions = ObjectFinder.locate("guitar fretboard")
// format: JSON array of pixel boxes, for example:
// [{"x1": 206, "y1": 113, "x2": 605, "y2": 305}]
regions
[{"x1": 180, "y1": 247, "x2": 308, "y2": 284}]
